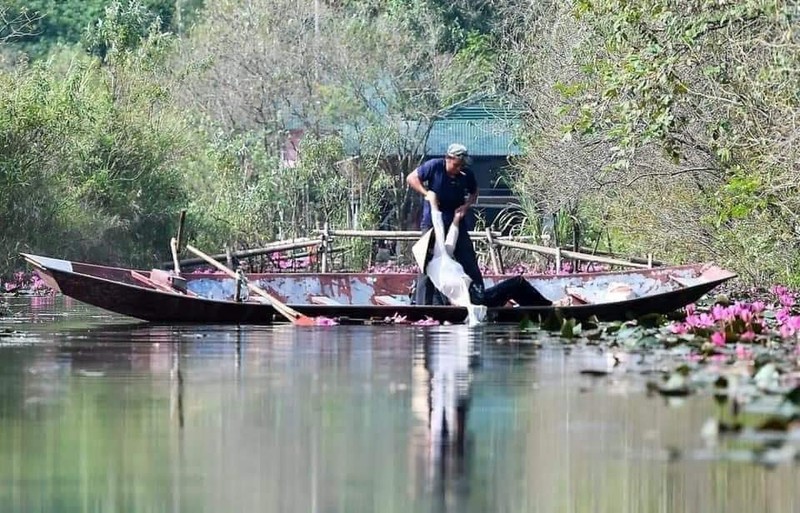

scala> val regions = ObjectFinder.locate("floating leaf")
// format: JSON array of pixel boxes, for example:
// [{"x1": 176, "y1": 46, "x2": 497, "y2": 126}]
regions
[
  {"x1": 541, "y1": 311, "x2": 563, "y2": 332},
  {"x1": 783, "y1": 386, "x2": 800, "y2": 407},
  {"x1": 638, "y1": 313, "x2": 665, "y2": 328},
  {"x1": 561, "y1": 318, "x2": 577, "y2": 339},
  {"x1": 754, "y1": 363, "x2": 780, "y2": 391},
  {"x1": 583, "y1": 328, "x2": 603, "y2": 340},
  {"x1": 650, "y1": 372, "x2": 692, "y2": 397},
  {"x1": 580, "y1": 369, "x2": 610, "y2": 377},
  {"x1": 757, "y1": 417, "x2": 794, "y2": 432},
  {"x1": 518, "y1": 316, "x2": 536, "y2": 332},
  {"x1": 674, "y1": 364, "x2": 691, "y2": 376}
]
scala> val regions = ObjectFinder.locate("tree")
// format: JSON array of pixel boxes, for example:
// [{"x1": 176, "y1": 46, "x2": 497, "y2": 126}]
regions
[
  {"x1": 491, "y1": 0, "x2": 800, "y2": 282},
  {"x1": 4, "y1": 0, "x2": 202, "y2": 58},
  {"x1": 0, "y1": 2, "x2": 194, "y2": 272},
  {"x1": 177, "y1": 0, "x2": 487, "y2": 241},
  {"x1": 0, "y1": 6, "x2": 40, "y2": 44}
]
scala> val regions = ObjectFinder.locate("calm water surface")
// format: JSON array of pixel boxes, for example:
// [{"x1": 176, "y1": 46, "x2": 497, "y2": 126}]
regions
[{"x1": 0, "y1": 295, "x2": 798, "y2": 513}]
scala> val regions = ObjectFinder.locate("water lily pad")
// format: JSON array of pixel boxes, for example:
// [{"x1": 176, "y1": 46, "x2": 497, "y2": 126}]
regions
[
  {"x1": 637, "y1": 313, "x2": 665, "y2": 328},
  {"x1": 579, "y1": 369, "x2": 611, "y2": 377},
  {"x1": 519, "y1": 316, "x2": 536, "y2": 332},
  {"x1": 754, "y1": 363, "x2": 780, "y2": 391},
  {"x1": 648, "y1": 372, "x2": 692, "y2": 397}
]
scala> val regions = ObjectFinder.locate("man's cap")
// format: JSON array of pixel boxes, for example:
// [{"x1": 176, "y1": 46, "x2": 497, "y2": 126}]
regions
[{"x1": 446, "y1": 143, "x2": 469, "y2": 160}]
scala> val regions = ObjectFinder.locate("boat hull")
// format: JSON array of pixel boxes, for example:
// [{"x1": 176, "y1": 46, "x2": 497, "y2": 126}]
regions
[{"x1": 22, "y1": 253, "x2": 736, "y2": 325}]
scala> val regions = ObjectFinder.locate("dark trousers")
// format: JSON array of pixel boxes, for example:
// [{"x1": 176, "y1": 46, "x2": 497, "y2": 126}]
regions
[
  {"x1": 415, "y1": 275, "x2": 551, "y2": 307},
  {"x1": 482, "y1": 276, "x2": 552, "y2": 307}
]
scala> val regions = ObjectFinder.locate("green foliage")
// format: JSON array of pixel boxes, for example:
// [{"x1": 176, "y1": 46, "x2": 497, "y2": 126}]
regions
[
  {"x1": 340, "y1": 0, "x2": 497, "y2": 52},
  {"x1": 714, "y1": 169, "x2": 766, "y2": 225},
  {"x1": 503, "y1": 0, "x2": 800, "y2": 283},
  {"x1": 184, "y1": 130, "x2": 383, "y2": 256},
  {"x1": 3, "y1": 0, "x2": 800, "y2": 286},
  {"x1": 440, "y1": 31, "x2": 497, "y2": 105},
  {"x1": 84, "y1": 1, "x2": 163, "y2": 61},
  {"x1": 5, "y1": 0, "x2": 202, "y2": 58},
  {"x1": 0, "y1": 6, "x2": 191, "y2": 273}
]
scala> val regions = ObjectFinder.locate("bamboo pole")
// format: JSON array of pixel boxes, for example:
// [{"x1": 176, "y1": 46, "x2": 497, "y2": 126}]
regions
[
  {"x1": 186, "y1": 244, "x2": 315, "y2": 326},
  {"x1": 317, "y1": 229, "x2": 503, "y2": 240},
  {"x1": 175, "y1": 209, "x2": 186, "y2": 252},
  {"x1": 557, "y1": 245, "x2": 665, "y2": 266},
  {"x1": 555, "y1": 247, "x2": 562, "y2": 274},
  {"x1": 495, "y1": 239, "x2": 651, "y2": 269},
  {"x1": 171, "y1": 238, "x2": 317, "y2": 268},
  {"x1": 485, "y1": 228, "x2": 503, "y2": 274},
  {"x1": 170, "y1": 230, "x2": 656, "y2": 272},
  {"x1": 320, "y1": 222, "x2": 330, "y2": 273}
]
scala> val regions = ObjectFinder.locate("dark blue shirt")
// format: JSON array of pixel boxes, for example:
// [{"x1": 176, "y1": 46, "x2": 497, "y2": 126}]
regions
[{"x1": 417, "y1": 158, "x2": 477, "y2": 230}]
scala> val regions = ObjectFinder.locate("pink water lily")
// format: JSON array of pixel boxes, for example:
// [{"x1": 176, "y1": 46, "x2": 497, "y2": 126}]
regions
[
  {"x1": 780, "y1": 324, "x2": 795, "y2": 339},
  {"x1": 413, "y1": 316, "x2": 440, "y2": 326},
  {"x1": 685, "y1": 313, "x2": 715, "y2": 329},
  {"x1": 387, "y1": 313, "x2": 409, "y2": 325},
  {"x1": 315, "y1": 316, "x2": 339, "y2": 326},
  {"x1": 668, "y1": 286, "x2": 800, "y2": 354},
  {"x1": 738, "y1": 308, "x2": 753, "y2": 324},
  {"x1": 739, "y1": 330, "x2": 756, "y2": 343},
  {"x1": 776, "y1": 308, "x2": 791, "y2": 325},
  {"x1": 711, "y1": 304, "x2": 734, "y2": 322},
  {"x1": 735, "y1": 343, "x2": 754, "y2": 359},
  {"x1": 670, "y1": 323, "x2": 689, "y2": 335}
]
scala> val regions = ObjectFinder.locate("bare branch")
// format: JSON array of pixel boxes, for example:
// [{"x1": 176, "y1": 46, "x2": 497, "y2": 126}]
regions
[{"x1": 0, "y1": 8, "x2": 41, "y2": 44}]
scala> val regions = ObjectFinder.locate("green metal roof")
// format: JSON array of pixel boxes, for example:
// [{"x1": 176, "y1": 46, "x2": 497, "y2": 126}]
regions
[
  {"x1": 424, "y1": 97, "x2": 523, "y2": 156},
  {"x1": 304, "y1": 93, "x2": 524, "y2": 157},
  {"x1": 438, "y1": 97, "x2": 523, "y2": 121},
  {"x1": 425, "y1": 119, "x2": 521, "y2": 157}
]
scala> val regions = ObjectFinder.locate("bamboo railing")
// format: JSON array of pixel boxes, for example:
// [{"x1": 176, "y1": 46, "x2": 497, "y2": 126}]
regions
[{"x1": 170, "y1": 226, "x2": 658, "y2": 274}]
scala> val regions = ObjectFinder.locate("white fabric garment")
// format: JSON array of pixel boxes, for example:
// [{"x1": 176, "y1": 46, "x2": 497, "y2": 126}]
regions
[{"x1": 425, "y1": 205, "x2": 486, "y2": 326}]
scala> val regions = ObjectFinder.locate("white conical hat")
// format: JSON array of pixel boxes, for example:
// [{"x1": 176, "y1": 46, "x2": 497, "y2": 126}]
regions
[{"x1": 411, "y1": 228, "x2": 434, "y2": 271}]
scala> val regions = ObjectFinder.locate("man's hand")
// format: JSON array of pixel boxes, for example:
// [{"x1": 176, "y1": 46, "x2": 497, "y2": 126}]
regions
[
  {"x1": 454, "y1": 204, "x2": 469, "y2": 219},
  {"x1": 425, "y1": 190, "x2": 438, "y2": 207}
]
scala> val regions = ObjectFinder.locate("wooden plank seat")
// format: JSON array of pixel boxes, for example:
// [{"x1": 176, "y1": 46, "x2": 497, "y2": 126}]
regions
[
  {"x1": 131, "y1": 270, "x2": 175, "y2": 293},
  {"x1": 374, "y1": 295, "x2": 408, "y2": 306},
  {"x1": 130, "y1": 269, "x2": 197, "y2": 297},
  {"x1": 564, "y1": 287, "x2": 591, "y2": 305},
  {"x1": 669, "y1": 275, "x2": 700, "y2": 288}
]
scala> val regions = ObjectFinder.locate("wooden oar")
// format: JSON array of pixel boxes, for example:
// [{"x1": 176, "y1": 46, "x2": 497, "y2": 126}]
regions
[{"x1": 185, "y1": 244, "x2": 316, "y2": 326}]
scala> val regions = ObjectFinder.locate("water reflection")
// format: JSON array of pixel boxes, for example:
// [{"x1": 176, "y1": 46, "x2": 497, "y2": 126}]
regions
[
  {"x1": 0, "y1": 300, "x2": 799, "y2": 512},
  {"x1": 412, "y1": 328, "x2": 476, "y2": 510}
]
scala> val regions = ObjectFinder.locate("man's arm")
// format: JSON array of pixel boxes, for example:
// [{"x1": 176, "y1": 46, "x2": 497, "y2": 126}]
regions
[{"x1": 407, "y1": 168, "x2": 437, "y2": 204}]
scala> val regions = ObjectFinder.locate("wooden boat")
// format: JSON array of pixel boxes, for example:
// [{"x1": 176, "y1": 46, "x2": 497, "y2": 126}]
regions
[{"x1": 21, "y1": 253, "x2": 736, "y2": 325}]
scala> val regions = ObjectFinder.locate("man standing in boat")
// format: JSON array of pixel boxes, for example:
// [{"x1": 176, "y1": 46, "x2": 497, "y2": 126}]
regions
[{"x1": 407, "y1": 143, "x2": 485, "y2": 305}]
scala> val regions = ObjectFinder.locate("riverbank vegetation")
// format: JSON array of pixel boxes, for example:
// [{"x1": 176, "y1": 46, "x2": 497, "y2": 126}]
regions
[{"x1": 1, "y1": 0, "x2": 798, "y2": 285}]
